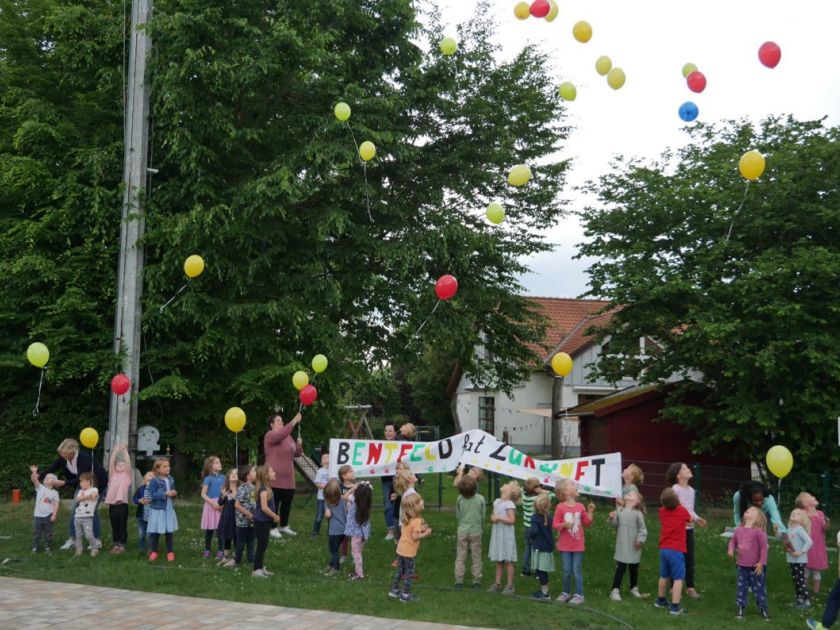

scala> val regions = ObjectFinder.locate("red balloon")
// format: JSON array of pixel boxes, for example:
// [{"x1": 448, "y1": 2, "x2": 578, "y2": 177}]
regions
[
  {"x1": 111, "y1": 374, "x2": 130, "y2": 396},
  {"x1": 435, "y1": 274, "x2": 458, "y2": 301},
  {"x1": 758, "y1": 41, "x2": 781, "y2": 69},
  {"x1": 686, "y1": 71, "x2": 707, "y2": 93},
  {"x1": 530, "y1": 0, "x2": 550, "y2": 18},
  {"x1": 299, "y1": 384, "x2": 318, "y2": 407}
]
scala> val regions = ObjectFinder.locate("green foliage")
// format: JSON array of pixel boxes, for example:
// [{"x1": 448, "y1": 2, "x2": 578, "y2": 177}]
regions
[
  {"x1": 0, "y1": 0, "x2": 568, "y2": 483},
  {"x1": 579, "y1": 116, "x2": 840, "y2": 470}
]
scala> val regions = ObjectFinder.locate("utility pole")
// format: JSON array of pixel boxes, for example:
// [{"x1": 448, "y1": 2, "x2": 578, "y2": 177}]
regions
[
  {"x1": 551, "y1": 375, "x2": 564, "y2": 458},
  {"x1": 107, "y1": 0, "x2": 153, "y2": 469}
]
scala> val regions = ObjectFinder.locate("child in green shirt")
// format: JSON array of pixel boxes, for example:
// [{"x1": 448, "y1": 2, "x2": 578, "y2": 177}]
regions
[{"x1": 454, "y1": 474, "x2": 486, "y2": 589}]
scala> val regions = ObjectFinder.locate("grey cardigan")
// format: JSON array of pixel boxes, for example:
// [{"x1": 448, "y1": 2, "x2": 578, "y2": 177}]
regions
[{"x1": 609, "y1": 507, "x2": 648, "y2": 564}]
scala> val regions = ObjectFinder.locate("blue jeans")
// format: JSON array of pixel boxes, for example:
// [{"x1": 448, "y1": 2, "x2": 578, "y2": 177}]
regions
[
  {"x1": 136, "y1": 518, "x2": 147, "y2": 551},
  {"x1": 822, "y1": 578, "x2": 840, "y2": 627},
  {"x1": 521, "y1": 529, "x2": 533, "y2": 574},
  {"x1": 312, "y1": 499, "x2": 325, "y2": 534},
  {"x1": 329, "y1": 534, "x2": 345, "y2": 569},
  {"x1": 68, "y1": 494, "x2": 103, "y2": 539},
  {"x1": 382, "y1": 479, "x2": 396, "y2": 530},
  {"x1": 561, "y1": 551, "x2": 584, "y2": 596}
]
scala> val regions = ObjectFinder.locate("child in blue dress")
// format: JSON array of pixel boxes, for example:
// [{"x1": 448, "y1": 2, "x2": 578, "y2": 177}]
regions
[
  {"x1": 528, "y1": 493, "x2": 556, "y2": 600},
  {"x1": 147, "y1": 458, "x2": 178, "y2": 562}
]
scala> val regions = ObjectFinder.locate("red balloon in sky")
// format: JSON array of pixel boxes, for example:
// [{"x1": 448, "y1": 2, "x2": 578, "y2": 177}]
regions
[
  {"x1": 299, "y1": 384, "x2": 318, "y2": 407},
  {"x1": 111, "y1": 374, "x2": 131, "y2": 396},
  {"x1": 435, "y1": 274, "x2": 459, "y2": 301},
  {"x1": 530, "y1": 0, "x2": 551, "y2": 18},
  {"x1": 686, "y1": 71, "x2": 707, "y2": 93},
  {"x1": 758, "y1": 41, "x2": 781, "y2": 69}
]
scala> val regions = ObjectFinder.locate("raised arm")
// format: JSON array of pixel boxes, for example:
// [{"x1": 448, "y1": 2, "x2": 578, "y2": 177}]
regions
[
  {"x1": 30, "y1": 466, "x2": 41, "y2": 488},
  {"x1": 263, "y1": 415, "x2": 300, "y2": 448}
]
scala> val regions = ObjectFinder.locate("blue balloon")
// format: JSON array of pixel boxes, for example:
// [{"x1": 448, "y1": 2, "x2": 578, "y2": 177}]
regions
[{"x1": 679, "y1": 101, "x2": 699, "y2": 122}]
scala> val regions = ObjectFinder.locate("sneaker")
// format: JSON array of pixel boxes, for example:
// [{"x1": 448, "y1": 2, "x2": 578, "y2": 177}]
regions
[
  {"x1": 74, "y1": 551, "x2": 82, "y2": 557},
  {"x1": 399, "y1": 593, "x2": 419, "y2": 603},
  {"x1": 736, "y1": 606, "x2": 745, "y2": 620},
  {"x1": 630, "y1": 587, "x2": 642, "y2": 599},
  {"x1": 654, "y1": 598, "x2": 669, "y2": 608},
  {"x1": 262, "y1": 568, "x2": 273, "y2": 576},
  {"x1": 339, "y1": 556, "x2": 346, "y2": 565},
  {"x1": 502, "y1": 585, "x2": 515, "y2": 596},
  {"x1": 202, "y1": 550, "x2": 211, "y2": 558},
  {"x1": 90, "y1": 548, "x2": 99, "y2": 557},
  {"x1": 556, "y1": 592, "x2": 571, "y2": 603},
  {"x1": 215, "y1": 551, "x2": 225, "y2": 560},
  {"x1": 60, "y1": 539, "x2": 74, "y2": 550},
  {"x1": 166, "y1": 552, "x2": 175, "y2": 562},
  {"x1": 348, "y1": 574, "x2": 363, "y2": 581},
  {"x1": 384, "y1": 530, "x2": 395, "y2": 541},
  {"x1": 759, "y1": 609, "x2": 770, "y2": 621},
  {"x1": 31, "y1": 547, "x2": 38, "y2": 553},
  {"x1": 472, "y1": 582, "x2": 482, "y2": 590},
  {"x1": 252, "y1": 569, "x2": 268, "y2": 578},
  {"x1": 454, "y1": 583, "x2": 464, "y2": 590},
  {"x1": 487, "y1": 583, "x2": 503, "y2": 593},
  {"x1": 44, "y1": 547, "x2": 51, "y2": 553},
  {"x1": 148, "y1": 552, "x2": 158, "y2": 561},
  {"x1": 269, "y1": 529, "x2": 283, "y2": 539},
  {"x1": 93, "y1": 539, "x2": 102, "y2": 549},
  {"x1": 808, "y1": 620, "x2": 827, "y2": 630},
  {"x1": 569, "y1": 594, "x2": 585, "y2": 605},
  {"x1": 279, "y1": 526, "x2": 297, "y2": 536},
  {"x1": 685, "y1": 587, "x2": 701, "y2": 599},
  {"x1": 669, "y1": 607, "x2": 687, "y2": 616},
  {"x1": 388, "y1": 589, "x2": 400, "y2": 599},
  {"x1": 531, "y1": 591, "x2": 550, "y2": 600},
  {"x1": 610, "y1": 588, "x2": 622, "y2": 601},
  {"x1": 322, "y1": 567, "x2": 338, "y2": 577},
  {"x1": 222, "y1": 558, "x2": 236, "y2": 568},
  {"x1": 109, "y1": 546, "x2": 120, "y2": 555},
  {"x1": 796, "y1": 601, "x2": 813, "y2": 610}
]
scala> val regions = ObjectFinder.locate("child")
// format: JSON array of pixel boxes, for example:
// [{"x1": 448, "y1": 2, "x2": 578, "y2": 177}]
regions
[
  {"x1": 454, "y1": 474, "x2": 485, "y2": 589},
  {"x1": 323, "y1": 479, "x2": 346, "y2": 576},
  {"x1": 252, "y1": 465, "x2": 280, "y2": 577},
  {"x1": 666, "y1": 461, "x2": 707, "y2": 599},
  {"x1": 488, "y1": 480, "x2": 522, "y2": 595},
  {"x1": 147, "y1": 457, "x2": 178, "y2": 562},
  {"x1": 105, "y1": 443, "x2": 132, "y2": 554},
  {"x1": 528, "y1": 493, "x2": 555, "y2": 600},
  {"x1": 74, "y1": 472, "x2": 101, "y2": 557},
  {"x1": 655, "y1": 487, "x2": 691, "y2": 616},
  {"x1": 520, "y1": 477, "x2": 552, "y2": 577},
  {"x1": 132, "y1": 471, "x2": 154, "y2": 553},
  {"x1": 216, "y1": 468, "x2": 239, "y2": 567},
  {"x1": 807, "y1": 531, "x2": 840, "y2": 630},
  {"x1": 200, "y1": 455, "x2": 224, "y2": 559},
  {"x1": 553, "y1": 478, "x2": 596, "y2": 605},
  {"x1": 621, "y1": 464, "x2": 644, "y2": 499},
  {"x1": 311, "y1": 452, "x2": 330, "y2": 537},
  {"x1": 233, "y1": 465, "x2": 257, "y2": 569},
  {"x1": 29, "y1": 466, "x2": 59, "y2": 552},
  {"x1": 337, "y1": 464, "x2": 357, "y2": 564},
  {"x1": 389, "y1": 492, "x2": 431, "y2": 603},
  {"x1": 727, "y1": 505, "x2": 769, "y2": 620},
  {"x1": 345, "y1": 481, "x2": 373, "y2": 579},
  {"x1": 787, "y1": 507, "x2": 814, "y2": 609},
  {"x1": 609, "y1": 490, "x2": 647, "y2": 601},
  {"x1": 799, "y1": 492, "x2": 831, "y2": 595},
  {"x1": 452, "y1": 463, "x2": 484, "y2": 488}
]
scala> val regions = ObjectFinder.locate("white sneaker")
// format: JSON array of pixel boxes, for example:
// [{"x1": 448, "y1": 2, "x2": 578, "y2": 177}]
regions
[
  {"x1": 556, "y1": 592, "x2": 571, "y2": 602},
  {"x1": 269, "y1": 529, "x2": 282, "y2": 539},
  {"x1": 630, "y1": 587, "x2": 642, "y2": 599},
  {"x1": 384, "y1": 530, "x2": 395, "y2": 541},
  {"x1": 610, "y1": 588, "x2": 622, "y2": 601},
  {"x1": 262, "y1": 567, "x2": 274, "y2": 576},
  {"x1": 60, "y1": 539, "x2": 75, "y2": 551},
  {"x1": 279, "y1": 526, "x2": 296, "y2": 536},
  {"x1": 252, "y1": 569, "x2": 268, "y2": 578},
  {"x1": 569, "y1": 594, "x2": 585, "y2": 605}
]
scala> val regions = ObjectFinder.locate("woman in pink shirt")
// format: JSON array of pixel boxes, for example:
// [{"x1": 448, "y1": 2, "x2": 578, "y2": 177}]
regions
[
  {"x1": 263, "y1": 411, "x2": 302, "y2": 538},
  {"x1": 552, "y1": 478, "x2": 596, "y2": 605}
]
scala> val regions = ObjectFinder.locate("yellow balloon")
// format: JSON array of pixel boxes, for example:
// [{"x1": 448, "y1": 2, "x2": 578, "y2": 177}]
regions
[
  {"x1": 545, "y1": 0, "x2": 559, "y2": 22},
  {"x1": 507, "y1": 164, "x2": 532, "y2": 187},
  {"x1": 573, "y1": 21, "x2": 592, "y2": 43},
  {"x1": 292, "y1": 370, "x2": 309, "y2": 391},
  {"x1": 595, "y1": 55, "x2": 612, "y2": 76},
  {"x1": 184, "y1": 255, "x2": 205, "y2": 279},
  {"x1": 559, "y1": 82, "x2": 577, "y2": 101},
  {"x1": 514, "y1": 2, "x2": 530, "y2": 19},
  {"x1": 550, "y1": 352, "x2": 573, "y2": 377},
  {"x1": 486, "y1": 202, "x2": 505, "y2": 225},
  {"x1": 607, "y1": 67, "x2": 626, "y2": 90},
  {"x1": 681, "y1": 63, "x2": 698, "y2": 79},
  {"x1": 439, "y1": 37, "x2": 457, "y2": 56},
  {"x1": 79, "y1": 427, "x2": 99, "y2": 449},
  {"x1": 359, "y1": 141, "x2": 376, "y2": 162},
  {"x1": 224, "y1": 407, "x2": 246, "y2": 433},
  {"x1": 766, "y1": 445, "x2": 793, "y2": 479},
  {"x1": 739, "y1": 150, "x2": 766, "y2": 181},
  {"x1": 312, "y1": 354, "x2": 328, "y2": 374},
  {"x1": 334, "y1": 102, "x2": 351, "y2": 122},
  {"x1": 26, "y1": 342, "x2": 49, "y2": 368}
]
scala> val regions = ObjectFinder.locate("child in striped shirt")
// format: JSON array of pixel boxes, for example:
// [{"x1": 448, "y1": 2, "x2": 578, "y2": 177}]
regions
[{"x1": 521, "y1": 477, "x2": 553, "y2": 577}]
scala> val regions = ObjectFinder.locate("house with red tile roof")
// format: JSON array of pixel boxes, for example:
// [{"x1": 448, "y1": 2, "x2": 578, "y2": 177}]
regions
[{"x1": 451, "y1": 296, "x2": 643, "y2": 455}]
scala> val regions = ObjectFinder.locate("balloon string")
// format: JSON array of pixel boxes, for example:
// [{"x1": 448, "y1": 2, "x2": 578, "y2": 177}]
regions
[
  {"x1": 235, "y1": 432, "x2": 239, "y2": 470},
  {"x1": 159, "y1": 282, "x2": 189, "y2": 313},
  {"x1": 32, "y1": 369, "x2": 44, "y2": 417},
  {"x1": 724, "y1": 181, "x2": 751, "y2": 244},
  {"x1": 405, "y1": 300, "x2": 441, "y2": 348},
  {"x1": 343, "y1": 121, "x2": 373, "y2": 223}
]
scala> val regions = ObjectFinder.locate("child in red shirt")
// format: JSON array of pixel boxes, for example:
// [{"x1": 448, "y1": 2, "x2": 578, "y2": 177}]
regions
[
  {"x1": 655, "y1": 487, "x2": 691, "y2": 615},
  {"x1": 552, "y1": 479, "x2": 595, "y2": 605}
]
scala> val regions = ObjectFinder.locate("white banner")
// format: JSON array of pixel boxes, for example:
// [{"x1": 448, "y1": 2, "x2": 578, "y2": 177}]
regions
[{"x1": 329, "y1": 429, "x2": 622, "y2": 498}]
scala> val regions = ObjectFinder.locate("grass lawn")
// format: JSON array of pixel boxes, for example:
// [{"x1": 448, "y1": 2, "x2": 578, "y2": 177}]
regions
[{"x1": 0, "y1": 480, "x2": 829, "y2": 629}]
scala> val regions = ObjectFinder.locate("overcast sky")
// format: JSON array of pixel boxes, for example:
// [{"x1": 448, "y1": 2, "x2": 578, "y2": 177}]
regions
[{"x1": 435, "y1": 0, "x2": 840, "y2": 298}]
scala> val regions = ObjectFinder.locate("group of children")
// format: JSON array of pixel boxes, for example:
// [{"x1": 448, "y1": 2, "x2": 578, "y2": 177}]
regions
[{"x1": 28, "y1": 449, "x2": 840, "y2": 625}]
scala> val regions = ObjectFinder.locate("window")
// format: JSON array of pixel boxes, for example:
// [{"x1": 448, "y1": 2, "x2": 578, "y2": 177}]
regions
[{"x1": 478, "y1": 396, "x2": 495, "y2": 434}]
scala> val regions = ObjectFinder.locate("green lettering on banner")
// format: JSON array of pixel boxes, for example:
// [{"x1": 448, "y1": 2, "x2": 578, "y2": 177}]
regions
[
  {"x1": 352, "y1": 442, "x2": 364, "y2": 466},
  {"x1": 507, "y1": 450, "x2": 524, "y2": 466},
  {"x1": 538, "y1": 462, "x2": 558, "y2": 474},
  {"x1": 409, "y1": 444, "x2": 425, "y2": 462}
]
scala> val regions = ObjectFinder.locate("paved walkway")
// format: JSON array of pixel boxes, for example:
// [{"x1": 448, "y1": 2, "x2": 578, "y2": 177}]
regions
[{"x1": 0, "y1": 577, "x2": 495, "y2": 629}]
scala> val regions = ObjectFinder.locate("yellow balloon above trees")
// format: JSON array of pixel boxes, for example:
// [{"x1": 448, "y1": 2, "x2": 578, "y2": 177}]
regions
[
  {"x1": 26, "y1": 342, "x2": 49, "y2": 368},
  {"x1": 573, "y1": 21, "x2": 592, "y2": 43},
  {"x1": 559, "y1": 82, "x2": 577, "y2": 101},
  {"x1": 739, "y1": 150, "x2": 766, "y2": 181},
  {"x1": 184, "y1": 255, "x2": 204, "y2": 279},
  {"x1": 545, "y1": 0, "x2": 559, "y2": 22},
  {"x1": 507, "y1": 164, "x2": 532, "y2": 187},
  {"x1": 607, "y1": 68, "x2": 626, "y2": 90},
  {"x1": 439, "y1": 37, "x2": 457, "y2": 56},
  {"x1": 292, "y1": 370, "x2": 309, "y2": 391},
  {"x1": 514, "y1": 2, "x2": 530, "y2": 19},
  {"x1": 224, "y1": 407, "x2": 246, "y2": 433},
  {"x1": 595, "y1": 55, "x2": 612, "y2": 76},
  {"x1": 486, "y1": 202, "x2": 505, "y2": 224},
  {"x1": 681, "y1": 63, "x2": 698, "y2": 79},
  {"x1": 359, "y1": 141, "x2": 376, "y2": 162},
  {"x1": 334, "y1": 102, "x2": 351, "y2": 121}
]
